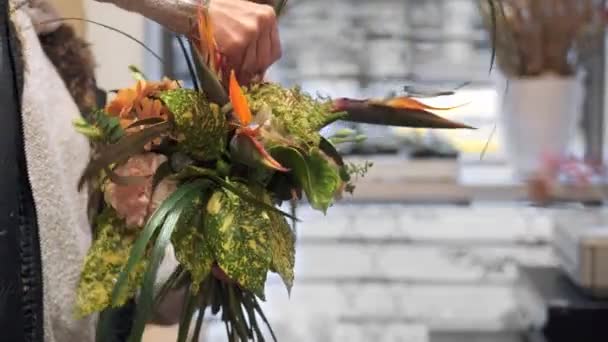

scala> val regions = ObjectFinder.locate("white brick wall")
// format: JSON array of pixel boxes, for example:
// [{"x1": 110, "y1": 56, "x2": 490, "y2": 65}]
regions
[{"x1": 201, "y1": 204, "x2": 558, "y2": 342}]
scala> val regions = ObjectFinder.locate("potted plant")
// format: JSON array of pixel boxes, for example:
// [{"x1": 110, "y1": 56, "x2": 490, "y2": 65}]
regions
[{"x1": 479, "y1": 0, "x2": 603, "y2": 178}]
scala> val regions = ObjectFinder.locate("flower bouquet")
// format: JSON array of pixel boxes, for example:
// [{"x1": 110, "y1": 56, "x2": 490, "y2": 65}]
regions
[{"x1": 73, "y1": 2, "x2": 472, "y2": 341}]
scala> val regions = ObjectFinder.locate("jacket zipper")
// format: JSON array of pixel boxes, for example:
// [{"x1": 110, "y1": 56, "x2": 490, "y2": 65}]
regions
[{"x1": 6, "y1": 6, "x2": 45, "y2": 342}]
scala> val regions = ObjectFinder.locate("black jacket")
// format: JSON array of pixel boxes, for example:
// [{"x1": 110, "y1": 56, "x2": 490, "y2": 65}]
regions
[{"x1": 0, "y1": 1, "x2": 45, "y2": 341}]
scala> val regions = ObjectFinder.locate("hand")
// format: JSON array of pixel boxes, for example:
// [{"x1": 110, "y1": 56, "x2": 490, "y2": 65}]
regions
[{"x1": 209, "y1": 0, "x2": 281, "y2": 84}]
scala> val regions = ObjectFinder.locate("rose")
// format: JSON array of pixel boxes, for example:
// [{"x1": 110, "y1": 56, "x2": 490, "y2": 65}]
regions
[{"x1": 104, "y1": 153, "x2": 176, "y2": 227}]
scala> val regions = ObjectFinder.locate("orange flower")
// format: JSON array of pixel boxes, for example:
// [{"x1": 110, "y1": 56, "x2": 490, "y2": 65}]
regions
[
  {"x1": 229, "y1": 70, "x2": 252, "y2": 126},
  {"x1": 106, "y1": 88, "x2": 137, "y2": 117},
  {"x1": 105, "y1": 78, "x2": 179, "y2": 129},
  {"x1": 228, "y1": 70, "x2": 288, "y2": 172}
]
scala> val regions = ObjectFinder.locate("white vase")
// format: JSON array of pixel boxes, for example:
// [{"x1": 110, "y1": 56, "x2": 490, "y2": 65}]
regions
[{"x1": 499, "y1": 74, "x2": 584, "y2": 178}]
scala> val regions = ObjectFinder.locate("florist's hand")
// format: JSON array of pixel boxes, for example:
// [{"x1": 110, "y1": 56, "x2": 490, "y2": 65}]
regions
[{"x1": 209, "y1": 0, "x2": 281, "y2": 84}]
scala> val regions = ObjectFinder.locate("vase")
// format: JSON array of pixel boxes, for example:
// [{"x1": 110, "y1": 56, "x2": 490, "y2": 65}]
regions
[{"x1": 499, "y1": 73, "x2": 584, "y2": 178}]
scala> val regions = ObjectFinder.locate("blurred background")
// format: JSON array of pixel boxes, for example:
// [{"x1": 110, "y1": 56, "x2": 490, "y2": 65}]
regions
[{"x1": 55, "y1": 0, "x2": 608, "y2": 341}]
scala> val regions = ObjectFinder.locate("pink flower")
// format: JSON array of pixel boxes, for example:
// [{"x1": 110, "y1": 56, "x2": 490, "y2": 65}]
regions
[{"x1": 104, "y1": 153, "x2": 171, "y2": 227}]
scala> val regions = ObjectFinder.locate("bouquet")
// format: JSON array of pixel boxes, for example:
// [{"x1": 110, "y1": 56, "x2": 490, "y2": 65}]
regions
[{"x1": 73, "y1": 2, "x2": 471, "y2": 341}]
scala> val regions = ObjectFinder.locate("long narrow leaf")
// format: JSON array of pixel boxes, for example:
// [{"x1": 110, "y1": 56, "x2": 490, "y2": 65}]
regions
[
  {"x1": 189, "y1": 41, "x2": 229, "y2": 106},
  {"x1": 177, "y1": 285, "x2": 200, "y2": 342},
  {"x1": 41, "y1": 17, "x2": 164, "y2": 64},
  {"x1": 129, "y1": 184, "x2": 211, "y2": 341},
  {"x1": 252, "y1": 295, "x2": 277, "y2": 342},
  {"x1": 242, "y1": 293, "x2": 264, "y2": 342},
  {"x1": 111, "y1": 180, "x2": 208, "y2": 306},
  {"x1": 488, "y1": 0, "x2": 497, "y2": 73},
  {"x1": 191, "y1": 307, "x2": 206, "y2": 342},
  {"x1": 274, "y1": 0, "x2": 288, "y2": 16},
  {"x1": 191, "y1": 279, "x2": 210, "y2": 342},
  {"x1": 154, "y1": 265, "x2": 184, "y2": 308},
  {"x1": 177, "y1": 35, "x2": 201, "y2": 92},
  {"x1": 125, "y1": 117, "x2": 166, "y2": 130},
  {"x1": 228, "y1": 285, "x2": 250, "y2": 340}
]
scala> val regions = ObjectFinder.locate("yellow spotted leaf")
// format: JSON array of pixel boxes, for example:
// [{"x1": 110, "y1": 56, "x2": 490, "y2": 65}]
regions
[
  {"x1": 171, "y1": 197, "x2": 214, "y2": 292},
  {"x1": 204, "y1": 185, "x2": 272, "y2": 298},
  {"x1": 76, "y1": 209, "x2": 146, "y2": 317},
  {"x1": 268, "y1": 210, "x2": 295, "y2": 294},
  {"x1": 160, "y1": 89, "x2": 227, "y2": 160}
]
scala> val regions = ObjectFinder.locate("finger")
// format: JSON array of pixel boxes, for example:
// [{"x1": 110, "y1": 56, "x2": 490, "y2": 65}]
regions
[
  {"x1": 270, "y1": 22, "x2": 282, "y2": 63},
  {"x1": 239, "y1": 39, "x2": 258, "y2": 84},
  {"x1": 256, "y1": 24, "x2": 273, "y2": 73},
  {"x1": 221, "y1": 31, "x2": 246, "y2": 75}
]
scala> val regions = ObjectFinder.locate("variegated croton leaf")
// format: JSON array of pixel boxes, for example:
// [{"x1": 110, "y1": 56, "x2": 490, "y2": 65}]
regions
[
  {"x1": 204, "y1": 184, "x2": 273, "y2": 299},
  {"x1": 170, "y1": 194, "x2": 214, "y2": 292},
  {"x1": 268, "y1": 210, "x2": 295, "y2": 293},
  {"x1": 160, "y1": 89, "x2": 227, "y2": 161},
  {"x1": 76, "y1": 208, "x2": 146, "y2": 317}
]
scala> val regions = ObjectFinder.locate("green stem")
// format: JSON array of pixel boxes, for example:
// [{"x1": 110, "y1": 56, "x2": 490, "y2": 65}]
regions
[
  {"x1": 177, "y1": 285, "x2": 199, "y2": 342},
  {"x1": 228, "y1": 285, "x2": 250, "y2": 340}
]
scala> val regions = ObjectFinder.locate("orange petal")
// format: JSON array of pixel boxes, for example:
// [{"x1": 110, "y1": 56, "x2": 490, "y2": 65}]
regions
[
  {"x1": 381, "y1": 97, "x2": 467, "y2": 111},
  {"x1": 229, "y1": 70, "x2": 252, "y2": 126},
  {"x1": 197, "y1": 5, "x2": 217, "y2": 71},
  {"x1": 238, "y1": 131, "x2": 289, "y2": 172}
]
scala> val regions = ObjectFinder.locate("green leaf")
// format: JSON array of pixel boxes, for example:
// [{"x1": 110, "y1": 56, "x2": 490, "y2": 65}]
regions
[
  {"x1": 76, "y1": 209, "x2": 145, "y2": 318},
  {"x1": 128, "y1": 65, "x2": 147, "y2": 81},
  {"x1": 251, "y1": 294, "x2": 277, "y2": 342},
  {"x1": 129, "y1": 186, "x2": 209, "y2": 342},
  {"x1": 73, "y1": 109, "x2": 125, "y2": 144},
  {"x1": 171, "y1": 195, "x2": 214, "y2": 292},
  {"x1": 177, "y1": 284, "x2": 199, "y2": 342},
  {"x1": 182, "y1": 166, "x2": 299, "y2": 221},
  {"x1": 245, "y1": 83, "x2": 335, "y2": 148},
  {"x1": 160, "y1": 89, "x2": 227, "y2": 161},
  {"x1": 274, "y1": 0, "x2": 288, "y2": 16},
  {"x1": 268, "y1": 210, "x2": 295, "y2": 293},
  {"x1": 204, "y1": 186, "x2": 272, "y2": 298},
  {"x1": 271, "y1": 147, "x2": 340, "y2": 213},
  {"x1": 188, "y1": 41, "x2": 229, "y2": 106},
  {"x1": 110, "y1": 180, "x2": 208, "y2": 306}
]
